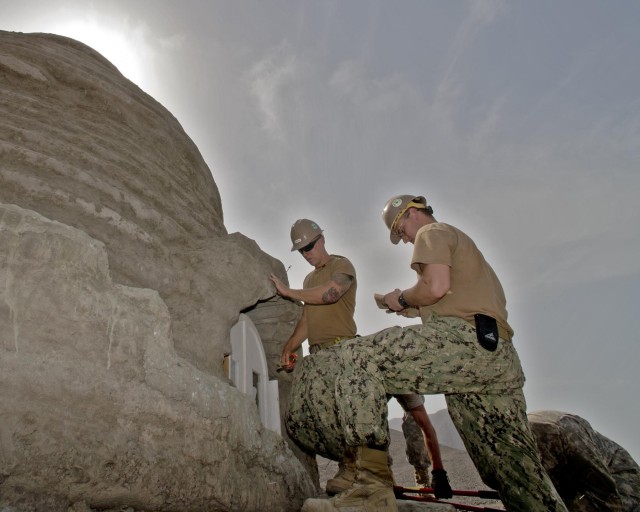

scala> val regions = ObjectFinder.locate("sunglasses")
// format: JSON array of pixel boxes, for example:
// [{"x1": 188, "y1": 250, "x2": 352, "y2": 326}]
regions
[
  {"x1": 394, "y1": 211, "x2": 410, "y2": 239},
  {"x1": 299, "y1": 236, "x2": 321, "y2": 254}
]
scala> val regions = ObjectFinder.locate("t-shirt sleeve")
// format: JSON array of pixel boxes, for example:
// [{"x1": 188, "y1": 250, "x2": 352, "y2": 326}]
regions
[
  {"x1": 411, "y1": 225, "x2": 455, "y2": 272},
  {"x1": 333, "y1": 257, "x2": 356, "y2": 278}
]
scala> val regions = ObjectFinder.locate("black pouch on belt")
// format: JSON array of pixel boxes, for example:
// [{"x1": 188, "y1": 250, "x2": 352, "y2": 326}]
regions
[{"x1": 474, "y1": 313, "x2": 499, "y2": 352}]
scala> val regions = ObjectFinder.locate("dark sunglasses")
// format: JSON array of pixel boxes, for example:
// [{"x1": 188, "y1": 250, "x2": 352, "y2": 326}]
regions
[{"x1": 299, "y1": 236, "x2": 321, "y2": 254}]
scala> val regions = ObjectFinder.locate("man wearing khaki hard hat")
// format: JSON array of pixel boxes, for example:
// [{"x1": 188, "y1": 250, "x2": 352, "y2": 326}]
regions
[
  {"x1": 272, "y1": 218, "x2": 452, "y2": 498},
  {"x1": 270, "y1": 218, "x2": 357, "y2": 366},
  {"x1": 288, "y1": 195, "x2": 568, "y2": 512},
  {"x1": 270, "y1": 218, "x2": 358, "y2": 495}
]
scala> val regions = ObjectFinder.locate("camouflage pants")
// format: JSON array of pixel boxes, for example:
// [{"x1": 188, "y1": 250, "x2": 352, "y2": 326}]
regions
[
  {"x1": 286, "y1": 315, "x2": 568, "y2": 512},
  {"x1": 401, "y1": 412, "x2": 430, "y2": 472}
]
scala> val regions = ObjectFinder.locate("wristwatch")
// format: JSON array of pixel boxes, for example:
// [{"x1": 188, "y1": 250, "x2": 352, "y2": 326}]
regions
[{"x1": 398, "y1": 292, "x2": 409, "y2": 308}]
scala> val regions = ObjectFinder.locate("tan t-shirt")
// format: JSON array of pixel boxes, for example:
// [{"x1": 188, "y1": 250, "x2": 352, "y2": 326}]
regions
[
  {"x1": 411, "y1": 223, "x2": 514, "y2": 338},
  {"x1": 303, "y1": 255, "x2": 357, "y2": 346}
]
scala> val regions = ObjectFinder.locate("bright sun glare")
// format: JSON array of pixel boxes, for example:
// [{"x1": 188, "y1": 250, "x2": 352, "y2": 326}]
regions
[{"x1": 50, "y1": 17, "x2": 148, "y2": 88}]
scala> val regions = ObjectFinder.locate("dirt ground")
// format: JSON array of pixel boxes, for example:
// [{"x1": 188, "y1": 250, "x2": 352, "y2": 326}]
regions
[{"x1": 317, "y1": 428, "x2": 505, "y2": 510}]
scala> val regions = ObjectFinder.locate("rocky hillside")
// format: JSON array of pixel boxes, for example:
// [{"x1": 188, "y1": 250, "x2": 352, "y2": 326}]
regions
[{"x1": 0, "y1": 30, "x2": 314, "y2": 511}]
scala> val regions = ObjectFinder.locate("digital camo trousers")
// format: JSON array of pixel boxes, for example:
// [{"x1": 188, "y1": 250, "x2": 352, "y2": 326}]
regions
[
  {"x1": 401, "y1": 413, "x2": 430, "y2": 472},
  {"x1": 286, "y1": 315, "x2": 568, "y2": 512}
]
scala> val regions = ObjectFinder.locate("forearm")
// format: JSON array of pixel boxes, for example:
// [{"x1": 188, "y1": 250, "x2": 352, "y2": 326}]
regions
[
  {"x1": 284, "y1": 273, "x2": 352, "y2": 305},
  {"x1": 402, "y1": 283, "x2": 442, "y2": 307},
  {"x1": 384, "y1": 263, "x2": 450, "y2": 311},
  {"x1": 283, "y1": 284, "x2": 336, "y2": 305},
  {"x1": 282, "y1": 330, "x2": 306, "y2": 355},
  {"x1": 281, "y1": 310, "x2": 308, "y2": 360}
]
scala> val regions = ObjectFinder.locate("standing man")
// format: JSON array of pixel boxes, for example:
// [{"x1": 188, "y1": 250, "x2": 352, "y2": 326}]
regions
[
  {"x1": 289, "y1": 194, "x2": 568, "y2": 512},
  {"x1": 395, "y1": 395, "x2": 450, "y2": 494},
  {"x1": 270, "y1": 218, "x2": 358, "y2": 495}
]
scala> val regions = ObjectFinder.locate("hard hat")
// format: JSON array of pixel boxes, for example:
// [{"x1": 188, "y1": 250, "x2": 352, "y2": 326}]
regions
[
  {"x1": 382, "y1": 195, "x2": 427, "y2": 244},
  {"x1": 290, "y1": 219, "x2": 323, "y2": 251}
]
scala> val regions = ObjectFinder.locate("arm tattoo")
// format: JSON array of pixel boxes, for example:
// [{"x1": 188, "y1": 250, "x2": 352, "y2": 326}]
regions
[
  {"x1": 321, "y1": 273, "x2": 353, "y2": 304},
  {"x1": 322, "y1": 286, "x2": 340, "y2": 304}
]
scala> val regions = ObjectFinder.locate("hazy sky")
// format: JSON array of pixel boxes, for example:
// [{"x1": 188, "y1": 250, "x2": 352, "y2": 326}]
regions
[{"x1": 3, "y1": 1, "x2": 639, "y2": 460}]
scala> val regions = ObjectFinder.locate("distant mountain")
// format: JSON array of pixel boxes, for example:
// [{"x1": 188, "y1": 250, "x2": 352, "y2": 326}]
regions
[{"x1": 389, "y1": 407, "x2": 465, "y2": 451}]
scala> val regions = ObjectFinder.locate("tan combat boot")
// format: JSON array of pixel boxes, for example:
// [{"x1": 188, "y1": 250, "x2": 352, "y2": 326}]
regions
[
  {"x1": 326, "y1": 453, "x2": 357, "y2": 495},
  {"x1": 302, "y1": 446, "x2": 398, "y2": 512}
]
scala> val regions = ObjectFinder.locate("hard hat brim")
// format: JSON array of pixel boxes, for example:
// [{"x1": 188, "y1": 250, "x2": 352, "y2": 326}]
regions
[{"x1": 291, "y1": 233, "x2": 323, "y2": 251}]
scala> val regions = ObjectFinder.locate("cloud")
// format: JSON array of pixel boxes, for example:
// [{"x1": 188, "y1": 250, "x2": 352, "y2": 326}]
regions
[
  {"x1": 247, "y1": 42, "x2": 299, "y2": 143},
  {"x1": 329, "y1": 60, "x2": 367, "y2": 100},
  {"x1": 441, "y1": 0, "x2": 508, "y2": 84}
]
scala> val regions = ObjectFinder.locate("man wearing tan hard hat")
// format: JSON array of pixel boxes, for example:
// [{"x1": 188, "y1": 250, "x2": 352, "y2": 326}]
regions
[
  {"x1": 270, "y1": 218, "x2": 358, "y2": 495},
  {"x1": 270, "y1": 218, "x2": 357, "y2": 368},
  {"x1": 273, "y1": 219, "x2": 452, "y2": 498},
  {"x1": 290, "y1": 195, "x2": 568, "y2": 512}
]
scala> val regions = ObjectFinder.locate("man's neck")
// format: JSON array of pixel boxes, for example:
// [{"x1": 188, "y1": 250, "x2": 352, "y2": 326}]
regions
[{"x1": 314, "y1": 253, "x2": 332, "y2": 269}]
